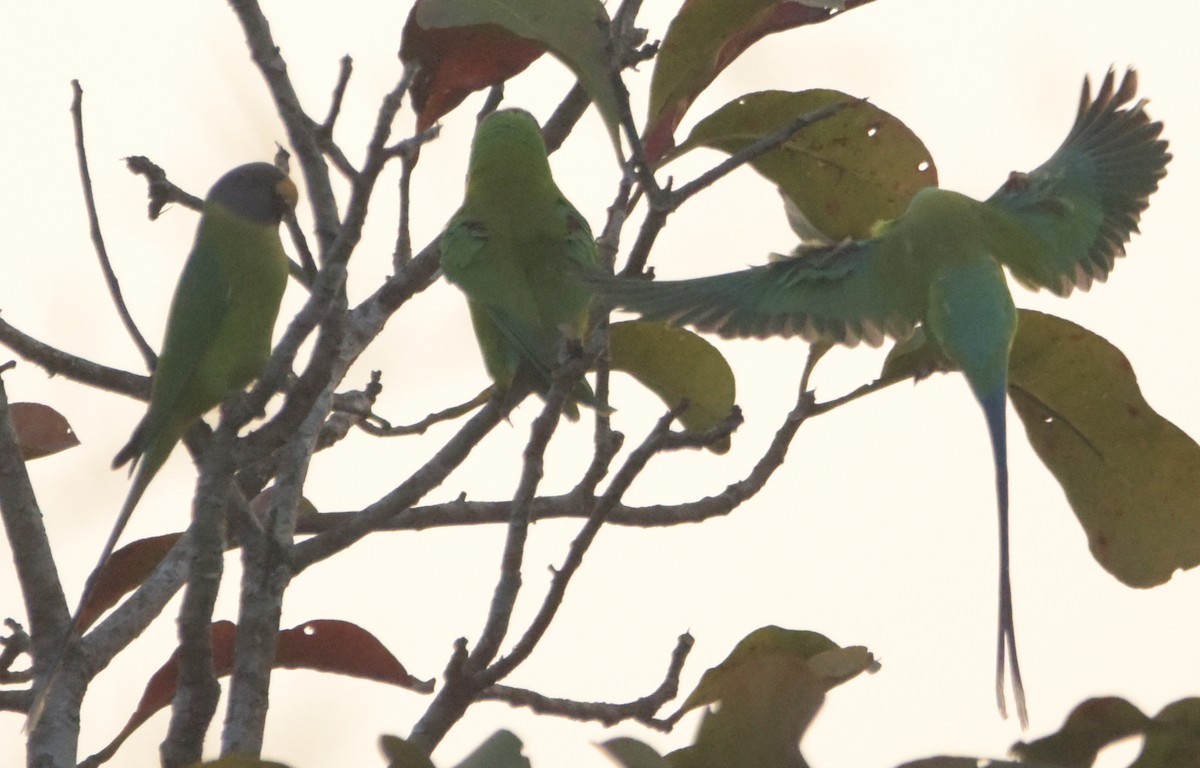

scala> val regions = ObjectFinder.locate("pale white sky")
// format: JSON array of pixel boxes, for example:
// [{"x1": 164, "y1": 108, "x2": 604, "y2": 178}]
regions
[{"x1": 1, "y1": 2, "x2": 1198, "y2": 767}]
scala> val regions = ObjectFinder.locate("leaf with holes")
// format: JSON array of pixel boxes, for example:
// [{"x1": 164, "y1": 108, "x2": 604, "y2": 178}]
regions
[
  {"x1": 10, "y1": 401, "x2": 79, "y2": 459},
  {"x1": 674, "y1": 89, "x2": 936, "y2": 242},
  {"x1": 88, "y1": 621, "x2": 425, "y2": 766}
]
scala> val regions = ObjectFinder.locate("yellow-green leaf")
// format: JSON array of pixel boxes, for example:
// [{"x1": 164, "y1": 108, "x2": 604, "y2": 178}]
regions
[
  {"x1": 609, "y1": 320, "x2": 736, "y2": 452},
  {"x1": 674, "y1": 90, "x2": 936, "y2": 241},
  {"x1": 668, "y1": 626, "x2": 876, "y2": 768},
  {"x1": 880, "y1": 311, "x2": 1200, "y2": 589},
  {"x1": 1131, "y1": 698, "x2": 1200, "y2": 768},
  {"x1": 1008, "y1": 311, "x2": 1200, "y2": 588},
  {"x1": 1011, "y1": 697, "x2": 1150, "y2": 768}
]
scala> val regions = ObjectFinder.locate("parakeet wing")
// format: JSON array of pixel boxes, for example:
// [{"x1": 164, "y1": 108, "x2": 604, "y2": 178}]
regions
[
  {"x1": 596, "y1": 236, "x2": 932, "y2": 347},
  {"x1": 443, "y1": 196, "x2": 599, "y2": 383},
  {"x1": 118, "y1": 232, "x2": 231, "y2": 467},
  {"x1": 987, "y1": 68, "x2": 1169, "y2": 295},
  {"x1": 562, "y1": 197, "x2": 599, "y2": 271},
  {"x1": 441, "y1": 209, "x2": 556, "y2": 383}
]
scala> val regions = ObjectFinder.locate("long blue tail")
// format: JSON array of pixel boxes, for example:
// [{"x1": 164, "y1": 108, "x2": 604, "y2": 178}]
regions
[{"x1": 981, "y1": 384, "x2": 1027, "y2": 726}]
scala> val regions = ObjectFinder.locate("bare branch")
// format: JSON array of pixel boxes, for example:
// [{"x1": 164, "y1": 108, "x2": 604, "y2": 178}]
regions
[
  {"x1": 357, "y1": 389, "x2": 489, "y2": 439},
  {"x1": 71, "y1": 81, "x2": 155, "y2": 367},
  {"x1": 125, "y1": 156, "x2": 204, "y2": 217},
  {"x1": 0, "y1": 376, "x2": 66, "y2": 683},
  {"x1": 0, "y1": 316, "x2": 146, "y2": 399},
  {"x1": 161, "y1": 433, "x2": 238, "y2": 767},
  {"x1": 480, "y1": 631, "x2": 692, "y2": 729},
  {"x1": 289, "y1": 400, "x2": 505, "y2": 571},
  {"x1": 227, "y1": 0, "x2": 340, "y2": 250}
]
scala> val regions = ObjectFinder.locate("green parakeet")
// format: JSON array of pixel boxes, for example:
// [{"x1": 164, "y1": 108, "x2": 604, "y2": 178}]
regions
[
  {"x1": 441, "y1": 108, "x2": 603, "y2": 418},
  {"x1": 110, "y1": 162, "x2": 295, "y2": 547},
  {"x1": 96, "y1": 162, "x2": 295, "y2": 614},
  {"x1": 29, "y1": 162, "x2": 296, "y2": 725},
  {"x1": 596, "y1": 70, "x2": 1169, "y2": 724}
]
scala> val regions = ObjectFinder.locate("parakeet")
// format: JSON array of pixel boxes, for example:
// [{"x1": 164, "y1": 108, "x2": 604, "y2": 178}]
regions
[
  {"x1": 28, "y1": 162, "x2": 296, "y2": 726},
  {"x1": 596, "y1": 69, "x2": 1169, "y2": 724},
  {"x1": 105, "y1": 161, "x2": 296, "y2": 569},
  {"x1": 441, "y1": 108, "x2": 603, "y2": 418}
]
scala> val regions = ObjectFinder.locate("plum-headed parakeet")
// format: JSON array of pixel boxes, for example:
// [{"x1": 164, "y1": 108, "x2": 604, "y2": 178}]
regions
[
  {"x1": 95, "y1": 162, "x2": 295, "y2": 611},
  {"x1": 29, "y1": 162, "x2": 297, "y2": 725},
  {"x1": 596, "y1": 70, "x2": 1169, "y2": 724},
  {"x1": 441, "y1": 108, "x2": 603, "y2": 418}
]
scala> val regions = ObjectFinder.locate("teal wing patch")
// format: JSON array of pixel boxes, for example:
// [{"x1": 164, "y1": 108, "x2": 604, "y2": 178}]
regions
[
  {"x1": 986, "y1": 69, "x2": 1170, "y2": 295},
  {"x1": 596, "y1": 237, "x2": 929, "y2": 347}
]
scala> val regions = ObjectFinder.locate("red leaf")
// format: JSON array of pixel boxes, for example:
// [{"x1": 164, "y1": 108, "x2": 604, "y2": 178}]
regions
[
  {"x1": 275, "y1": 620, "x2": 414, "y2": 686},
  {"x1": 77, "y1": 534, "x2": 181, "y2": 631},
  {"x1": 401, "y1": 5, "x2": 544, "y2": 131},
  {"x1": 88, "y1": 621, "x2": 423, "y2": 766},
  {"x1": 10, "y1": 401, "x2": 79, "y2": 460}
]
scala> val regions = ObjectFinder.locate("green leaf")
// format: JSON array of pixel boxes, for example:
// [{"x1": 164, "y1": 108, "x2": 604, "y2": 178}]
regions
[
  {"x1": 412, "y1": 0, "x2": 620, "y2": 141},
  {"x1": 455, "y1": 731, "x2": 530, "y2": 768},
  {"x1": 1011, "y1": 697, "x2": 1150, "y2": 768},
  {"x1": 674, "y1": 90, "x2": 936, "y2": 241},
  {"x1": 1007, "y1": 311, "x2": 1200, "y2": 588},
  {"x1": 608, "y1": 320, "x2": 737, "y2": 452},
  {"x1": 598, "y1": 737, "x2": 672, "y2": 768},
  {"x1": 668, "y1": 627, "x2": 876, "y2": 768},
  {"x1": 644, "y1": 0, "x2": 879, "y2": 161}
]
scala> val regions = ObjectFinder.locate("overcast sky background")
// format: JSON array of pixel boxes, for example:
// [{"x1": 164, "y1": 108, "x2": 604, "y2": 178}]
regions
[{"x1": 2, "y1": 2, "x2": 1198, "y2": 767}]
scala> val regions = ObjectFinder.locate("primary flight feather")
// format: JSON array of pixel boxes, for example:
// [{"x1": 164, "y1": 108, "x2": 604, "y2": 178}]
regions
[{"x1": 596, "y1": 69, "x2": 1170, "y2": 724}]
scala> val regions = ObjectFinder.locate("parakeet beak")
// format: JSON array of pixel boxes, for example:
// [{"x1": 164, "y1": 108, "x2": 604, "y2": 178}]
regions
[{"x1": 277, "y1": 177, "x2": 299, "y2": 212}]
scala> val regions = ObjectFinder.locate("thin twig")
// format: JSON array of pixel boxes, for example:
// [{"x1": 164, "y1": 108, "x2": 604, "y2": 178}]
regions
[
  {"x1": 487, "y1": 405, "x2": 692, "y2": 683},
  {"x1": 228, "y1": 0, "x2": 340, "y2": 250},
  {"x1": 70, "y1": 81, "x2": 155, "y2": 367},
  {"x1": 480, "y1": 631, "x2": 691, "y2": 729},
  {"x1": 288, "y1": 399, "x2": 505, "y2": 571},
  {"x1": 671, "y1": 100, "x2": 855, "y2": 207},
  {"x1": 320, "y1": 55, "x2": 353, "y2": 134},
  {"x1": 358, "y1": 390, "x2": 489, "y2": 438},
  {"x1": 125, "y1": 156, "x2": 204, "y2": 217}
]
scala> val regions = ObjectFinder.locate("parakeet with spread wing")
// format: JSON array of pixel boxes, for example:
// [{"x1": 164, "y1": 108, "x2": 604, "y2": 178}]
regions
[
  {"x1": 596, "y1": 69, "x2": 1170, "y2": 724},
  {"x1": 441, "y1": 108, "x2": 604, "y2": 418}
]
